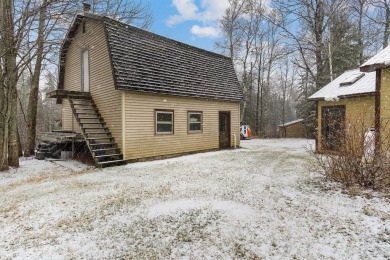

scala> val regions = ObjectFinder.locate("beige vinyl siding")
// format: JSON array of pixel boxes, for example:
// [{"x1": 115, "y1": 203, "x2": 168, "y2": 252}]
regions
[
  {"x1": 123, "y1": 92, "x2": 240, "y2": 160},
  {"x1": 61, "y1": 18, "x2": 122, "y2": 148},
  {"x1": 61, "y1": 99, "x2": 82, "y2": 132},
  {"x1": 380, "y1": 68, "x2": 390, "y2": 150},
  {"x1": 317, "y1": 96, "x2": 375, "y2": 152}
]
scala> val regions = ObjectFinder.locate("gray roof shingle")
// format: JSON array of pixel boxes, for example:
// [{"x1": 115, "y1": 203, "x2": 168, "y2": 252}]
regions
[{"x1": 59, "y1": 13, "x2": 242, "y2": 102}]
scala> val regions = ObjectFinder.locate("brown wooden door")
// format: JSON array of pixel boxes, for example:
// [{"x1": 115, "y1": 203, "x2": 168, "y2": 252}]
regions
[{"x1": 219, "y1": 112, "x2": 231, "y2": 149}]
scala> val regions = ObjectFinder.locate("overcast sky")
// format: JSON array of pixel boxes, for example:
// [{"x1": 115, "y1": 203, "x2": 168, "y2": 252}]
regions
[{"x1": 149, "y1": 0, "x2": 230, "y2": 53}]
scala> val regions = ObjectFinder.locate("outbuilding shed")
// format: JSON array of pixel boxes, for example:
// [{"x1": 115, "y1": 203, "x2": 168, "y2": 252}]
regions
[{"x1": 278, "y1": 119, "x2": 307, "y2": 138}]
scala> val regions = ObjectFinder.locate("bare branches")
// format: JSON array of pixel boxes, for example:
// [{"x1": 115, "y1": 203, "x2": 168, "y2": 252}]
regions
[
  {"x1": 88, "y1": 0, "x2": 153, "y2": 29},
  {"x1": 0, "y1": 0, "x2": 154, "y2": 167},
  {"x1": 309, "y1": 112, "x2": 390, "y2": 190}
]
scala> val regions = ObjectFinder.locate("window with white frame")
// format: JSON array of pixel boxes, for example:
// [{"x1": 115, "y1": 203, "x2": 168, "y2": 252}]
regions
[
  {"x1": 188, "y1": 112, "x2": 202, "y2": 133},
  {"x1": 156, "y1": 110, "x2": 174, "y2": 134}
]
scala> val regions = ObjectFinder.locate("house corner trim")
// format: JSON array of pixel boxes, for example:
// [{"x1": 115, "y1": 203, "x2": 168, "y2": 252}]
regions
[{"x1": 122, "y1": 91, "x2": 126, "y2": 160}]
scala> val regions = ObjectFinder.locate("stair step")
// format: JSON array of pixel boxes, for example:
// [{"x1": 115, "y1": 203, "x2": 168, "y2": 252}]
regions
[
  {"x1": 78, "y1": 117, "x2": 100, "y2": 119},
  {"x1": 70, "y1": 101, "x2": 92, "y2": 103},
  {"x1": 95, "y1": 153, "x2": 122, "y2": 158},
  {"x1": 83, "y1": 127, "x2": 108, "y2": 130},
  {"x1": 71, "y1": 102, "x2": 93, "y2": 105},
  {"x1": 71, "y1": 99, "x2": 93, "y2": 104},
  {"x1": 73, "y1": 105, "x2": 96, "y2": 108},
  {"x1": 92, "y1": 147, "x2": 120, "y2": 152},
  {"x1": 74, "y1": 108, "x2": 97, "y2": 111},
  {"x1": 80, "y1": 122, "x2": 105, "y2": 125},
  {"x1": 89, "y1": 142, "x2": 116, "y2": 146},
  {"x1": 86, "y1": 137, "x2": 113, "y2": 141},
  {"x1": 75, "y1": 112, "x2": 100, "y2": 114},
  {"x1": 79, "y1": 120, "x2": 102, "y2": 123},
  {"x1": 73, "y1": 105, "x2": 95, "y2": 108},
  {"x1": 85, "y1": 132, "x2": 110, "y2": 135}
]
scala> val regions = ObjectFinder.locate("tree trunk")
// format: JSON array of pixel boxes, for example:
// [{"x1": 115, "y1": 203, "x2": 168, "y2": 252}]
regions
[
  {"x1": 357, "y1": 0, "x2": 364, "y2": 64},
  {"x1": 255, "y1": 49, "x2": 263, "y2": 136},
  {"x1": 0, "y1": 0, "x2": 6, "y2": 170},
  {"x1": 0, "y1": 0, "x2": 9, "y2": 170},
  {"x1": 18, "y1": 126, "x2": 23, "y2": 157},
  {"x1": 1, "y1": 0, "x2": 19, "y2": 169},
  {"x1": 384, "y1": 2, "x2": 390, "y2": 48},
  {"x1": 25, "y1": 1, "x2": 47, "y2": 156},
  {"x1": 314, "y1": 1, "x2": 325, "y2": 89},
  {"x1": 8, "y1": 81, "x2": 18, "y2": 166}
]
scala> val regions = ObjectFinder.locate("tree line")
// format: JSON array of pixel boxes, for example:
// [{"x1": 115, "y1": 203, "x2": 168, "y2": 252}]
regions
[
  {"x1": 216, "y1": 0, "x2": 390, "y2": 137},
  {"x1": 0, "y1": 0, "x2": 152, "y2": 170}
]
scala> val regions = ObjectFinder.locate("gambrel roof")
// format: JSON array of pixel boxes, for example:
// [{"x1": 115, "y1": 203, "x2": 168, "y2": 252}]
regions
[
  {"x1": 58, "y1": 12, "x2": 241, "y2": 102},
  {"x1": 308, "y1": 69, "x2": 375, "y2": 101}
]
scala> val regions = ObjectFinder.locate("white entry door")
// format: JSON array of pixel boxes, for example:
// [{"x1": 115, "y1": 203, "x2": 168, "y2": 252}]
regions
[{"x1": 81, "y1": 49, "x2": 89, "y2": 92}]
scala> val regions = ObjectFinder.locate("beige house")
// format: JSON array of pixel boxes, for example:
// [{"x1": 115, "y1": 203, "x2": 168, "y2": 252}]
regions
[
  {"x1": 308, "y1": 69, "x2": 376, "y2": 153},
  {"x1": 48, "y1": 10, "x2": 241, "y2": 167}
]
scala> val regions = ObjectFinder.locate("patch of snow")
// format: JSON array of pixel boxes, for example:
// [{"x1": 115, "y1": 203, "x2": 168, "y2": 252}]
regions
[
  {"x1": 0, "y1": 139, "x2": 389, "y2": 259},
  {"x1": 0, "y1": 157, "x2": 90, "y2": 187},
  {"x1": 324, "y1": 94, "x2": 340, "y2": 102},
  {"x1": 50, "y1": 159, "x2": 91, "y2": 172},
  {"x1": 147, "y1": 199, "x2": 257, "y2": 222},
  {"x1": 309, "y1": 69, "x2": 375, "y2": 100}
]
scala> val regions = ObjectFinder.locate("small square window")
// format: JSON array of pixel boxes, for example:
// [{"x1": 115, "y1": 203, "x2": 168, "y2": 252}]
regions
[
  {"x1": 188, "y1": 112, "x2": 202, "y2": 133},
  {"x1": 156, "y1": 110, "x2": 174, "y2": 134}
]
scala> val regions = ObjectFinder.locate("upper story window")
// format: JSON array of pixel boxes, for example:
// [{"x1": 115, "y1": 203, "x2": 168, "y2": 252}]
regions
[
  {"x1": 156, "y1": 110, "x2": 174, "y2": 134},
  {"x1": 81, "y1": 49, "x2": 89, "y2": 92},
  {"x1": 188, "y1": 112, "x2": 202, "y2": 133}
]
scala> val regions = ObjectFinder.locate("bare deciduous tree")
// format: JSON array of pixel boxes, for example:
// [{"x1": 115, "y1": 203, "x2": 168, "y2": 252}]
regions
[
  {"x1": 0, "y1": 0, "x2": 19, "y2": 169},
  {"x1": 0, "y1": 0, "x2": 153, "y2": 170}
]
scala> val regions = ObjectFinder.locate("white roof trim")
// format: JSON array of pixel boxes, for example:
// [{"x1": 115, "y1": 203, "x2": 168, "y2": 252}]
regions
[{"x1": 279, "y1": 119, "x2": 304, "y2": 127}]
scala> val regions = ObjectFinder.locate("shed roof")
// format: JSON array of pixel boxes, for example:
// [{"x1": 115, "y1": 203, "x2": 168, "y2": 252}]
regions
[
  {"x1": 360, "y1": 45, "x2": 390, "y2": 72},
  {"x1": 278, "y1": 119, "x2": 304, "y2": 127},
  {"x1": 58, "y1": 12, "x2": 242, "y2": 102},
  {"x1": 307, "y1": 69, "x2": 375, "y2": 101}
]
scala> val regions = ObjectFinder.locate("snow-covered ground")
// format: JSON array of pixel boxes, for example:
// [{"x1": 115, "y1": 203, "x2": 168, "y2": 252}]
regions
[{"x1": 0, "y1": 139, "x2": 389, "y2": 259}]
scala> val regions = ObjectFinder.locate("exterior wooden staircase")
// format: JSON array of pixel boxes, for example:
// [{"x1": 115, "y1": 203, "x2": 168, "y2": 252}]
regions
[{"x1": 68, "y1": 93, "x2": 125, "y2": 168}]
